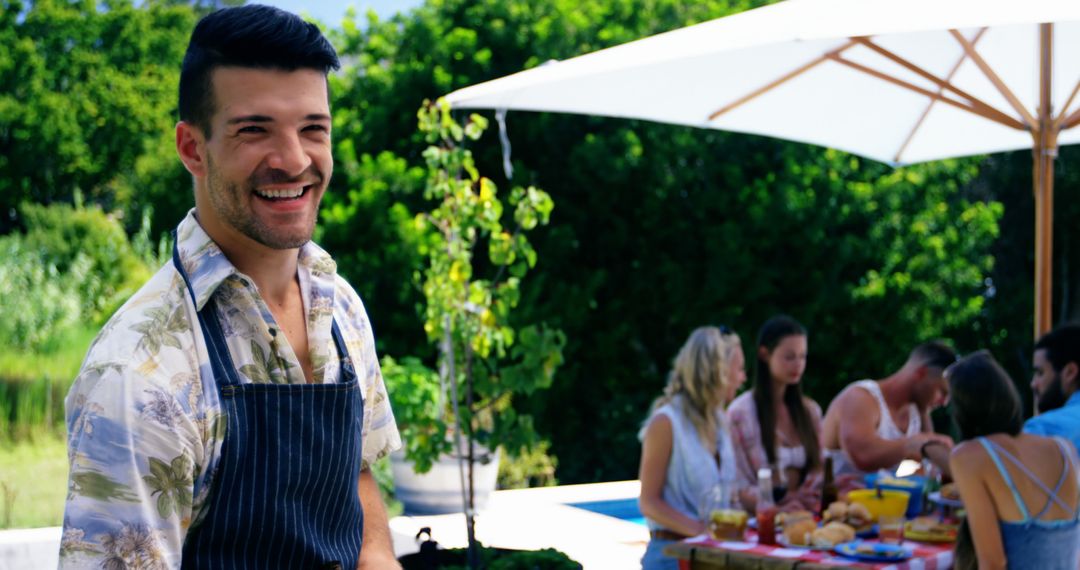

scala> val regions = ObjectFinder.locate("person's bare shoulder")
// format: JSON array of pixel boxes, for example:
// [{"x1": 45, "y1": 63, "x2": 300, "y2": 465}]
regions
[
  {"x1": 644, "y1": 412, "x2": 673, "y2": 438},
  {"x1": 1012, "y1": 432, "x2": 1065, "y2": 458},
  {"x1": 831, "y1": 384, "x2": 877, "y2": 417},
  {"x1": 950, "y1": 439, "x2": 990, "y2": 471}
]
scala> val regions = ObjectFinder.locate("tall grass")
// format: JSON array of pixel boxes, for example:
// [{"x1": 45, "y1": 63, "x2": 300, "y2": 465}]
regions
[{"x1": 0, "y1": 326, "x2": 96, "y2": 442}]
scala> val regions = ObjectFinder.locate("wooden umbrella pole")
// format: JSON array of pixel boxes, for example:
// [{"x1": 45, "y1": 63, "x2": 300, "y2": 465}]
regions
[{"x1": 1034, "y1": 23, "x2": 1056, "y2": 339}]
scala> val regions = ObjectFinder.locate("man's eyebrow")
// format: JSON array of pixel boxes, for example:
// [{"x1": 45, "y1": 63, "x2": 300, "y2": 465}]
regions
[
  {"x1": 227, "y1": 115, "x2": 273, "y2": 125},
  {"x1": 225, "y1": 114, "x2": 331, "y2": 125}
]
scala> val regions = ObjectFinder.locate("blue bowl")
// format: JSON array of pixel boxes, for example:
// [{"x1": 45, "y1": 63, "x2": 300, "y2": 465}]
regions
[{"x1": 863, "y1": 474, "x2": 926, "y2": 518}]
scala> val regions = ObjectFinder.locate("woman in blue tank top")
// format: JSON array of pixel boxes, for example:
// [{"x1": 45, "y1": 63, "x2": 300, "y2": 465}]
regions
[{"x1": 947, "y1": 351, "x2": 1080, "y2": 570}]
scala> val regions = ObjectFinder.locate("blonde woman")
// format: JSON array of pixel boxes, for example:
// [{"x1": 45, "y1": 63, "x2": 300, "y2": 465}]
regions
[{"x1": 638, "y1": 326, "x2": 747, "y2": 570}]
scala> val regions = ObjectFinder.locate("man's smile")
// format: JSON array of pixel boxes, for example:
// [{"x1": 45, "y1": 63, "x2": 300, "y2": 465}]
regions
[{"x1": 253, "y1": 185, "x2": 311, "y2": 200}]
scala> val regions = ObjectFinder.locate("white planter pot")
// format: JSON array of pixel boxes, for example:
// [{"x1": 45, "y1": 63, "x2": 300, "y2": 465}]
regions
[{"x1": 390, "y1": 446, "x2": 501, "y2": 515}]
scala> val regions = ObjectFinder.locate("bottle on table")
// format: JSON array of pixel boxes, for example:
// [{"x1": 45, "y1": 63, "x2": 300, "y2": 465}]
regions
[
  {"x1": 756, "y1": 467, "x2": 778, "y2": 546},
  {"x1": 819, "y1": 455, "x2": 838, "y2": 518},
  {"x1": 921, "y1": 458, "x2": 942, "y2": 515}
]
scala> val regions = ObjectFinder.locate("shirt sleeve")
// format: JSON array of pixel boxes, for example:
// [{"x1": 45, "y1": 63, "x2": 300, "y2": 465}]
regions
[
  {"x1": 1022, "y1": 418, "x2": 1050, "y2": 436},
  {"x1": 727, "y1": 401, "x2": 762, "y2": 492},
  {"x1": 60, "y1": 363, "x2": 203, "y2": 569},
  {"x1": 359, "y1": 352, "x2": 403, "y2": 470},
  {"x1": 349, "y1": 302, "x2": 402, "y2": 471}
]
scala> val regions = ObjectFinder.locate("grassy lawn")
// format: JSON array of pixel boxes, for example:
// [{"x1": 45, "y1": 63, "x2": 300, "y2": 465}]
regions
[
  {"x1": 0, "y1": 326, "x2": 96, "y2": 384},
  {"x1": 0, "y1": 433, "x2": 68, "y2": 529}
]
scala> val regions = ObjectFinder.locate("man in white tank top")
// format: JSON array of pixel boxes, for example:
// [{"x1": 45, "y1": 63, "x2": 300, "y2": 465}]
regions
[{"x1": 821, "y1": 342, "x2": 958, "y2": 478}]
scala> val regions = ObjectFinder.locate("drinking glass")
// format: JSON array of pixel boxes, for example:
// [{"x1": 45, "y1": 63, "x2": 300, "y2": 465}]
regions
[{"x1": 879, "y1": 515, "x2": 905, "y2": 544}]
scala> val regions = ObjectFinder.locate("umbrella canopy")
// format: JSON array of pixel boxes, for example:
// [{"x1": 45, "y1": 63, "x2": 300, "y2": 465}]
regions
[{"x1": 446, "y1": 0, "x2": 1080, "y2": 338}]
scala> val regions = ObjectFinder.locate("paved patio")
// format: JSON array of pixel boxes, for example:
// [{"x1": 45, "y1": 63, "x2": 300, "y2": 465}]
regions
[{"x1": 391, "y1": 480, "x2": 647, "y2": 569}]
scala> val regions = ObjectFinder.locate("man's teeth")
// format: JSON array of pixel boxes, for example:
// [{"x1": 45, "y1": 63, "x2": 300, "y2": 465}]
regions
[{"x1": 256, "y1": 187, "x2": 306, "y2": 199}]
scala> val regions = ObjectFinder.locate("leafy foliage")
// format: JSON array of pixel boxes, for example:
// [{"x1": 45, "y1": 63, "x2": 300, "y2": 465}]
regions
[
  {"x1": 388, "y1": 101, "x2": 565, "y2": 480},
  {"x1": 381, "y1": 355, "x2": 451, "y2": 473},
  {"x1": 18, "y1": 201, "x2": 162, "y2": 320},
  {"x1": 0, "y1": 235, "x2": 83, "y2": 351},
  {"x1": 497, "y1": 440, "x2": 558, "y2": 490},
  {"x1": 0, "y1": 0, "x2": 197, "y2": 234}
]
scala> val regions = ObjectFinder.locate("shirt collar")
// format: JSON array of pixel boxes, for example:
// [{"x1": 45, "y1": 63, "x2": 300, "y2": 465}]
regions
[
  {"x1": 174, "y1": 209, "x2": 339, "y2": 311},
  {"x1": 1066, "y1": 391, "x2": 1080, "y2": 408}
]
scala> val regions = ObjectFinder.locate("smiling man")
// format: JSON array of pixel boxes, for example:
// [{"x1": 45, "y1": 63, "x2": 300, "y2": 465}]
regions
[
  {"x1": 60, "y1": 6, "x2": 402, "y2": 569},
  {"x1": 1024, "y1": 323, "x2": 1080, "y2": 453}
]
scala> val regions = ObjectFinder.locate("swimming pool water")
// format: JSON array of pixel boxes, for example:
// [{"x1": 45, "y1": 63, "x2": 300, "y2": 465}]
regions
[{"x1": 565, "y1": 497, "x2": 647, "y2": 526}]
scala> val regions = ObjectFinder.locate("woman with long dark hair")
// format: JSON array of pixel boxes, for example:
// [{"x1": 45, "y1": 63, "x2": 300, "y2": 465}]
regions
[
  {"x1": 949, "y1": 351, "x2": 1080, "y2": 570},
  {"x1": 729, "y1": 315, "x2": 823, "y2": 510}
]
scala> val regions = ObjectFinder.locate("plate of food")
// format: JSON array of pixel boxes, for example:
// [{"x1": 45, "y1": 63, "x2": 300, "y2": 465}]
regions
[
  {"x1": 854, "y1": 524, "x2": 879, "y2": 539},
  {"x1": 834, "y1": 540, "x2": 914, "y2": 563},
  {"x1": 929, "y1": 483, "x2": 963, "y2": 508},
  {"x1": 904, "y1": 516, "x2": 959, "y2": 543}
]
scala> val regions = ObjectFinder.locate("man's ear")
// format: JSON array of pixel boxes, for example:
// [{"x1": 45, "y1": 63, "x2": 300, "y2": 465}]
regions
[
  {"x1": 176, "y1": 121, "x2": 208, "y2": 178},
  {"x1": 1061, "y1": 362, "x2": 1079, "y2": 394}
]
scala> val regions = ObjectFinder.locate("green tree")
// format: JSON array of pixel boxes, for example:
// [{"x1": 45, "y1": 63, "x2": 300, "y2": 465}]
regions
[{"x1": 0, "y1": 0, "x2": 196, "y2": 233}]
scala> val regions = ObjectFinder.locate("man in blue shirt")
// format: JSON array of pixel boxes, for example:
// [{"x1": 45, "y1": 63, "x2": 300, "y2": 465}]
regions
[{"x1": 1024, "y1": 323, "x2": 1080, "y2": 452}]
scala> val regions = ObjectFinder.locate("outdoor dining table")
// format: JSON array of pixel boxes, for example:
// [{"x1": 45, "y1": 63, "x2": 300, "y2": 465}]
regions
[{"x1": 664, "y1": 531, "x2": 954, "y2": 570}]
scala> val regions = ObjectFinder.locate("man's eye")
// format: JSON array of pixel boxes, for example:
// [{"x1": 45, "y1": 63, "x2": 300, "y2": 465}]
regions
[
  {"x1": 237, "y1": 126, "x2": 265, "y2": 134},
  {"x1": 304, "y1": 124, "x2": 329, "y2": 133}
]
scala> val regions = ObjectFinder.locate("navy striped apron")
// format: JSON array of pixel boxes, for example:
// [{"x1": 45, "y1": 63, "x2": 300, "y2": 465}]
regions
[{"x1": 173, "y1": 244, "x2": 365, "y2": 569}]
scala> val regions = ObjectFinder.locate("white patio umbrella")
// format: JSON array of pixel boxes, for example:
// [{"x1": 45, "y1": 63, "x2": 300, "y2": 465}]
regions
[{"x1": 445, "y1": 0, "x2": 1080, "y2": 338}]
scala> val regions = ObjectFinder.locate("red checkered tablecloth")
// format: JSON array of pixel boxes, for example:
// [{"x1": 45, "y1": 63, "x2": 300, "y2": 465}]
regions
[{"x1": 673, "y1": 532, "x2": 954, "y2": 569}]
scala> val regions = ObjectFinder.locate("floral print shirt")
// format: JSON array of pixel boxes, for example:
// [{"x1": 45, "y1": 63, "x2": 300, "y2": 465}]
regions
[{"x1": 60, "y1": 211, "x2": 401, "y2": 569}]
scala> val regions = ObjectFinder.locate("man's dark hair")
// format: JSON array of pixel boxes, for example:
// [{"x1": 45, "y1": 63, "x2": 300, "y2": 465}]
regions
[
  {"x1": 909, "y1": 340, "x2": 958, "y2": 370},
  {"x1": 948, "y1": 350, "x2": 1023, "y2": 439},
  {"x1": 178, "y1": 4, "x2": 340, "y2": 137},
  {"x1": 1034, "y1": 323, "x2": 1080, "y2": 372}
]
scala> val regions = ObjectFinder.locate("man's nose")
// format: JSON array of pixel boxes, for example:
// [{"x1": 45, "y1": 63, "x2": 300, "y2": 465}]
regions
[{"x1": 266, "y1": 132, "x2": 311, "y2": 176}]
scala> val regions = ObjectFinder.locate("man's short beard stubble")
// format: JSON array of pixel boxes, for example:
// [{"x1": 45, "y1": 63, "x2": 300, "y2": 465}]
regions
[
  {"x1": 206, "y1": 154, "x2": 321, "y2": 250},
  {"x1": 1037, "y1": 373, "x2": 1068, "y2": 413}
]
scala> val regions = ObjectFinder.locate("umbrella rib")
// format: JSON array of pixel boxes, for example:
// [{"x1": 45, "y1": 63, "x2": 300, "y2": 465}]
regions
[
  {"x1": 949, "y1": 29, "x2": 1038, "y2": 130},
  {"x1": 892, "y1": 29, "x2": 988, "y2": 163},
  {"x1": 827, "y1": 54, "x2": 1026, "y2": 131},
  {"x1": 852, "y1": 32, "x2": 1015, "y2": 130},
  {"x1": 1053, "y1": 79, "x2": 1080, "y2": 130},
  {"x1": 1059, "y1": 107, "x2": 1080, "y2": 131},
  {"x1": 707, "y1": 40, "x2": 859, "y2": 121}
]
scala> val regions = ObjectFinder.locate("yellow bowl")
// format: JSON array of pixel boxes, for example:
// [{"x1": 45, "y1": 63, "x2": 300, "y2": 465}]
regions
[{"x1": 846, "y1": 489, "x2": 910, "y2": 521}]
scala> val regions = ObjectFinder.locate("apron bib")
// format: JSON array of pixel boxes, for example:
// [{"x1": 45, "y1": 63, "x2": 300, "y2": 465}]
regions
[{"x1": 173, "y1": 244, "x2": 365, "y2": 569}]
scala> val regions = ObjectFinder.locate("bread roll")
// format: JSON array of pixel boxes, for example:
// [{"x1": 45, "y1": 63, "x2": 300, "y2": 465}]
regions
[
  {"x1": 823, "y1": 501, "x2": 848, "y2": 523},
  {"x1": 846, "y1": 502, "x2": 872, "y2": 526},
  {"x1": 777, "y1": 510, "x2": 814, "y2": 527},
  {"x1": 783, "y1": 518, "x2": 817, "y2": 546}
]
